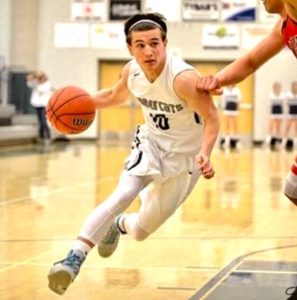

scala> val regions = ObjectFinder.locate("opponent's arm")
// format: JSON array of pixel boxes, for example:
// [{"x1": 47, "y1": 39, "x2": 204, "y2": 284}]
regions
[
  {"x1": 92, "y1": 62, "x2": 131, "y2": 109},
  {"x1": 175, "y1": 70, "x2": 220, "y2": 178},
  {"x1": 217, "y1": 18, "x2": 285, "y2": 86},
  {"x1": 197, "y1": 18, "x2": 285, "y2": 93}
]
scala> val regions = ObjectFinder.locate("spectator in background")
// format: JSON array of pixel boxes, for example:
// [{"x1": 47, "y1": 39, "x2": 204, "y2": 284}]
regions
[
  {"x1": 284, "y1": 81, "x2": 297, "y2": 151},
  {"x1": 26, "y1": 71, "x2": 53, "y2": 144},
  {"x1": 220, "y1": 84, "x2": 242, "y2": 150},
  {"x1": 267, "y1": 81, "x2": 285, "y2": 150}
]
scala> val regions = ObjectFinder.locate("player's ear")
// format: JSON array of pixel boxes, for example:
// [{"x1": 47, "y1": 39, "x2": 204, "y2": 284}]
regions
[{"x1": 127, "y1": 44, "x2": 133, "y2": 56}]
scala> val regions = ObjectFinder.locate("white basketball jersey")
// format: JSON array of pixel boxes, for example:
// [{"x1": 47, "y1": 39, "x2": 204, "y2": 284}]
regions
[{"x1": 128, "y1": 53, "x2": 203, "y2": 154}]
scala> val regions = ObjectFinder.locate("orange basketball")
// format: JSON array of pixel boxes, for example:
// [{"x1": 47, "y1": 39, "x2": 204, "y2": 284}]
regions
[{"x1": 46, "y1": 86, "x2": 96, "y2": 134}]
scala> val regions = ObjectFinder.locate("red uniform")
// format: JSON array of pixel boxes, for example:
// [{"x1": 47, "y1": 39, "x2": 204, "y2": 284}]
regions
[
  {"x1": 282, "y1": 15, "x2": 297, "y2": 58},
  {"x1": 282, "y1": 16, "x2": 297, "y2": 203}
]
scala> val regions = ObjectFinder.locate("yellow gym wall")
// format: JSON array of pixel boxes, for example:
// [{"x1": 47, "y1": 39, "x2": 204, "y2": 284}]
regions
[{"x1": 98, "y1": 60, "x2": 144, "y2": 137}]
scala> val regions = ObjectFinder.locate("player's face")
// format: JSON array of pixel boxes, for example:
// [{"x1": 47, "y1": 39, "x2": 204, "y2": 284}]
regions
[
  {"x1": 261, "y1": 0, "x2": 284, "y2": 13},
  {"x1": 128, "y1": 28, "x2": 167, "y2": 76},
  {"x1": 273, "y1": 82, "x2": 281, "y2": 94}
]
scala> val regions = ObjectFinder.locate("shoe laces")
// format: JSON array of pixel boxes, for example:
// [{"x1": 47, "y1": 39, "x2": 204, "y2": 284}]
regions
[
  {"x1": 286, "y1": 286, "x2": 297, "y2": 299},
  {"x1": 102, "y1": 223, "x2": 119, "y2": 244},
  {"x1": 57, "y1": 250, "x2": 85, "y2": 275}
]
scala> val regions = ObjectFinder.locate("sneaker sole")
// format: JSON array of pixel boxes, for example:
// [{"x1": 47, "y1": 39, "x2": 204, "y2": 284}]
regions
[
  {"x1": 48, "y1": 270, "x2": 72, "y2": 295},
  {"x1": 98, "y1": 242, "x2": 119, "y2": 258}
]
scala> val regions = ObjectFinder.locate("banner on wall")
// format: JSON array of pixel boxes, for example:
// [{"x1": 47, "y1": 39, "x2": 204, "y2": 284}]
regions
[
  {"x1": 109, "y1": 0, "x2": 141, "y2": 21},
  {"x1": 54, "y1": 23, "x2": 89, "y2": 48},
  {"x1": 221, "y1": 0, "x2": 256, "y2": 21},
  {"x1": 202, "y1": 24, "x2": 240, "y2": 49},
  {"x1": 71, "y1": 0, "x2": 106, "y2": 21},
  {"x1": 90, "y1": 23, "x2": 126, "y2": 48},
  {"x1": 241, "y1": 24, "x2": 273, "y2": 49},
  {"x1": 182, "y1": 0, "x2": 219, "y2": 21},
  {"x1": 145, "y1": 0, "x2": 181, "y2": 22}
]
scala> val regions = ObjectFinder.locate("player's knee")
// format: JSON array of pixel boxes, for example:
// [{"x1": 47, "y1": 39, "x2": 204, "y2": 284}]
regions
[
  {"x1": 112, "y1": 189, "x2": 136, "y2": 209},
  {"x1": 284, "y1": 182, "x2": 297, "y2": 206},
  {"x1": 285, "y1": 192, "x2": 297, "y2": 206},
  {"x1": 284, "y1": 174, "x2": 297, "y2": 206},
  {"x1": 132, "y1": 226, "x2": 150, "y2": 241}
]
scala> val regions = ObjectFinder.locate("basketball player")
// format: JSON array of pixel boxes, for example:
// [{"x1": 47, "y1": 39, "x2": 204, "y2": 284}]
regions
[
  {"x1": 284, "y1": 81, "x2": 297, "y2": 150},
  {"x1": 267, "y1": 81, "x2": 285, "y2": 150},
  {"x1": 47, "y1": 13, "x2": 219, "y2": 295},
  {"x1": 220, "y1": 84, "x2": 242, "y2": 150},
  {"x1": 196, "y1": 0, "x2": 297, "y2": 206}
]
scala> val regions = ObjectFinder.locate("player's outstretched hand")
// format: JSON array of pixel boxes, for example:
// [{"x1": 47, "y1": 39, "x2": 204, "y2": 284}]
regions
[
  {"x1": 195, "y1": 153, "x2": 215, "y2": 179},
  {"x1": 196, "y1": 75, "x2": 223, "y2": 96}
]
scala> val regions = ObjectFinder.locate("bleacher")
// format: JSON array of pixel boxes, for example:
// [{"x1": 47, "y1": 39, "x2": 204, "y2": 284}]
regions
[
  {"x1": 0, "y1": 107, "x2": 38, "y2": 145},
  {"x1": 0, "y1": 68, "x2": 38, "y2": 145}
]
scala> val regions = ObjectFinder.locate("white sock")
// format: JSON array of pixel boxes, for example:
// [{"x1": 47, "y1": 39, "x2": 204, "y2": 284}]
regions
[{"x1": 72, "y1": 240, "x2": 92, "y2": 255}]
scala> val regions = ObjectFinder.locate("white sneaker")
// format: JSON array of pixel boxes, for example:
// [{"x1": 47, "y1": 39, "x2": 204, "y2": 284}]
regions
[
  {"x1": 98, "y1": 216, "x2": 122, "y2": 258},
  {"x1": 48, "y1": 249, "x2": 86, "y2": 295}
]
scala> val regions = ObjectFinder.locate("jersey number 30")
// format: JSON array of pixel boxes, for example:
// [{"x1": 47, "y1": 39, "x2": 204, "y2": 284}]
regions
[
  {"x1": 150, "y1": 112, "x2": 201, "y2": 130},
  {"x1": 149, "y1": 113, "x2": 170, "y2": 130}
]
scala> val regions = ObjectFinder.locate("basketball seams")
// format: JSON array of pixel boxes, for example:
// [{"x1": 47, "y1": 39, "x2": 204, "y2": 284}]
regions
[
  {"x1": 46, "y1": 108, "x2": 55, "y2": 123},
  {"x1": 57, "y1": 112, "x2": 95, "y2": 117},
  {"x1": 50, "y1": 87, "x2": 68, "y2": 111},
  {"x1": 53, "y1": 94, "x2": 92, "y2": 114}
]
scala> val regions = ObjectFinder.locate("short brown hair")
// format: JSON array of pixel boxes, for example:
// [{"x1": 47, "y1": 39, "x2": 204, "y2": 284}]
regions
[{"x1": 124, "y1": 13, "x2": 167, "y2": 45}]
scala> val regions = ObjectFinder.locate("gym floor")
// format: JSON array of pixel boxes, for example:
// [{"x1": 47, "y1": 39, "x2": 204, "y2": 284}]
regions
[{"x1": 1, "y1": 140, "x2": 297, "y2": 300}]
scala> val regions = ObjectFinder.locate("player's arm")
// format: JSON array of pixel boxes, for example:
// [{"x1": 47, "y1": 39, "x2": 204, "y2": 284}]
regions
[
  {"x1": 197, "y1": 18, "x2": 285, "y2": 93},
  {"x1": 217, "y1": 18, "x2": 285, "y2": 85},
  {"x1": 174, "y1": 70, "x2": 220, "y2": 178},
  {"x1": 92, "y1": 62, "x2": 131, "y2": 109}
]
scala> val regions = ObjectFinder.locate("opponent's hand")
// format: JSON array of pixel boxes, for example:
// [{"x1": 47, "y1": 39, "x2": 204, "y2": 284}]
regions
[
  {"x1": 196, "y1": 75, "x2": 223, "y2": 96},
  {"x1": 195, "y1": 153, "x2": 215, "y2": 179}
]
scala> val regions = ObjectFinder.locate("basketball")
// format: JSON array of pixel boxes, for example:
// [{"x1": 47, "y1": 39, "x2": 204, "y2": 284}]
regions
[{"x1": 46, "y1": 86, "x2": 96, "y2": 134}]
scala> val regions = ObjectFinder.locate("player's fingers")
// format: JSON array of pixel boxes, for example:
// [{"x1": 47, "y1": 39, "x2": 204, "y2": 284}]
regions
[
  {"x1": 203, "y1": 168, "x2": 215, "y2": 179},
  {"x1": 196, "y1": 78, "x2": 206, "y2": 91},
  {"x1": 197, "y1": 76, "x2": 213, "y2": 91},
  {"x1": 210, "y1": 88, "x2": 223, "y2": 96},
  {"x1": 196, "y1": 155, "x2": 206, "y2": 170},
  {"x1": 208, "y1": 78, "x2": 220, "y2": 90},
  {"x1": 204, "y1": 76, "x2": 216, "y2": 91}
]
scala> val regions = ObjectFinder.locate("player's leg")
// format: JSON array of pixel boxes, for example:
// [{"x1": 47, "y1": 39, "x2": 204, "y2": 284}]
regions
[
  {"x1": 35, "y1": 107, "x2": 44, "y2": 139},
  {"x1": 284, "y1": 156, "x2": 297, "y2": 206},
  {"x1": 284, "y1": 118, "x2": 294, "y2": 150},
  {"x1": 275, "y1": 118, "x2": 283, "y2": 146},
  {"x1": 294, "y1": 119, "x2": 297, "y2": 147},
  {"x1": 38, "y1": 106, "x2": 51, "y2": 141},
  {"x1": 268, "y1": 119, "x2": 278, "y2": 149},
  {"x1": 40, "y1": 107, "x2": 51, "y2": 140},
  {"x1": 228, "y1": 115, "x2": 239, "y2": 150},
  {"x1": 48, "y1": 170, "x2": 151, "y2": 295},
  {"x1": 121, "y1": 168, "x2": 201, "y2": 241}
]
